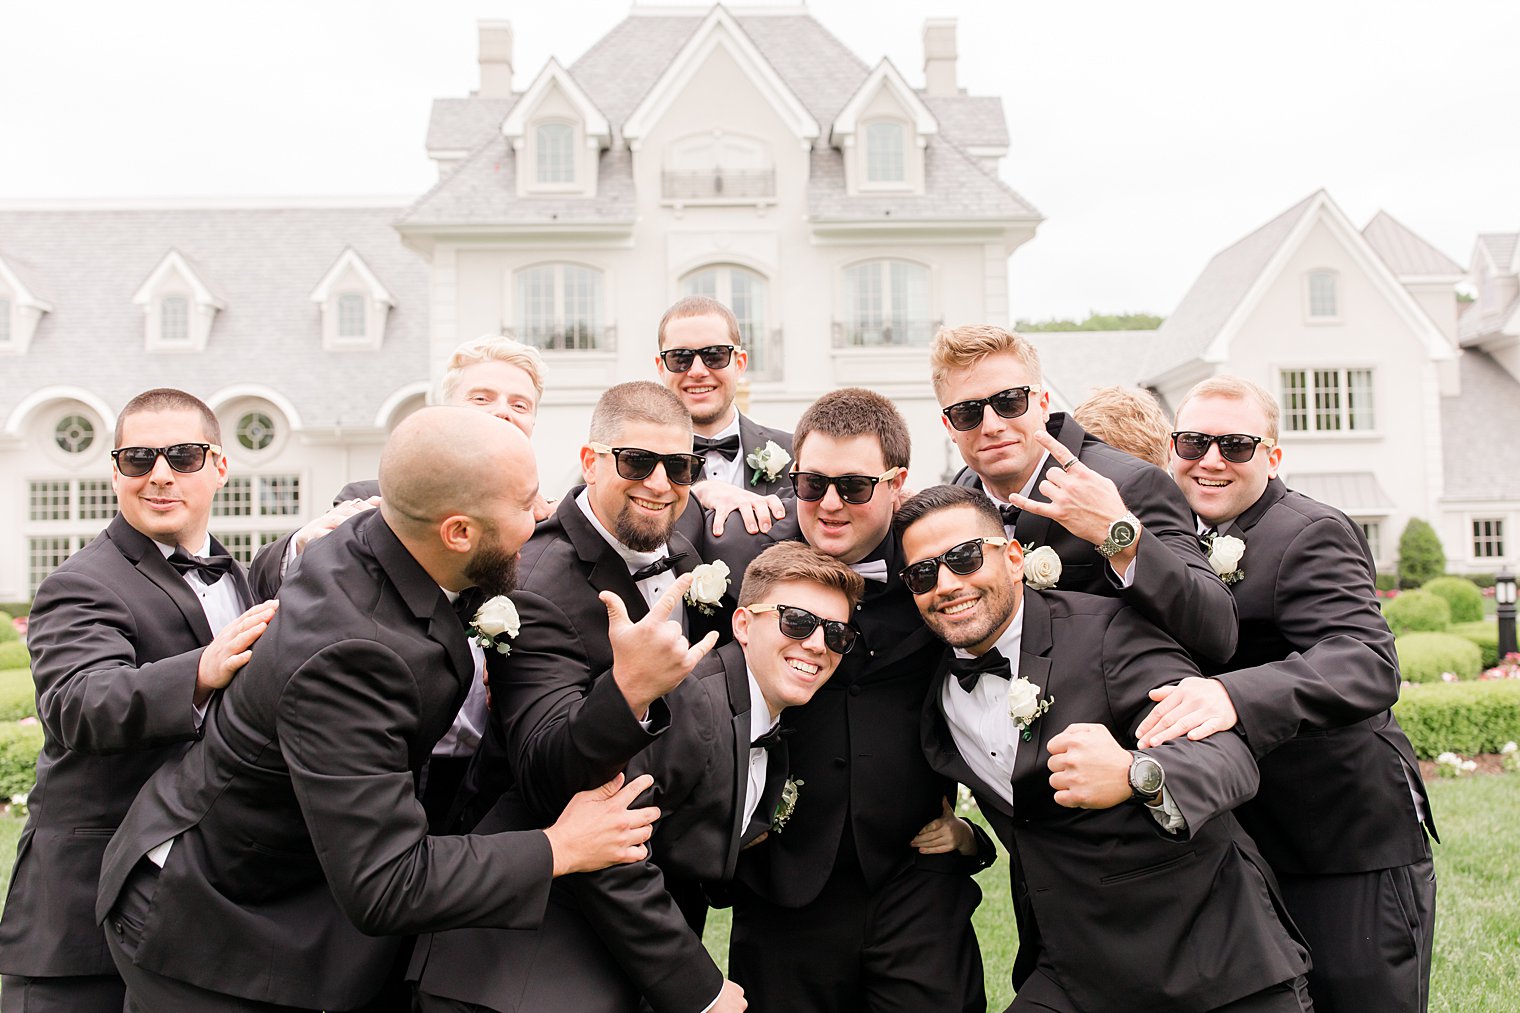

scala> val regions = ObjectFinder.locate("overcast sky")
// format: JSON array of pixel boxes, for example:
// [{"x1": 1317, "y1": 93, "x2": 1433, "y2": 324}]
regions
[{"x1": 2, "y1": 0, "x2": 1514, "y2": 320}]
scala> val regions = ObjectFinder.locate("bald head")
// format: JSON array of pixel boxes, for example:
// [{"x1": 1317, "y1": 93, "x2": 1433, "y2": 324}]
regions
[{"x1": 380, "y1": 406, "x2": 536, "y2": 533}]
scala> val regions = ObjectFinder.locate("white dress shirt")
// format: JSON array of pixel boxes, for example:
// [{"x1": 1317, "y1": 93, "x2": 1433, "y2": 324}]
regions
[
  {"x1": 575, "y1": 491, "x2": 686, "y2": 626},
  {"x1": 741, "y1": 669, "x2": 779, "y2": 833},
  {"x1": 698, "y1": 414, "x2": 744, "y2": 488},
  {"x1": 432, "y1": 589, "x2": 489, "y2": 759}
]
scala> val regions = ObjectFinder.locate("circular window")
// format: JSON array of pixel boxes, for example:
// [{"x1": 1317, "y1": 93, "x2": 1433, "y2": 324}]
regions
[
  {"x1": 55, "y1": 414, "x2": 95, "y2": 454},
  {"x1": 237, "y1": 412, "x2": 276, "y2": 452}
]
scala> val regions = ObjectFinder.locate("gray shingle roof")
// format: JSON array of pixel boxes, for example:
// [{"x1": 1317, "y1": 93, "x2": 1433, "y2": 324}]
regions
[
  {"x1": 1362, "y1": 211, "x2": 1463, "y2": 278},
  {"x1": 1476, "y1": 233, "x2": 1518, "y2": 272},
  {"x1": 807, "y1": 137, "x2": 1038, "y2": 222},
  {"x1": 1441, "y1": 349, "x2": 1520, "y2": 501},
  {"x1": 1025, "y1": 330, "x2": 1154, "y2": 409},
  {"x1": 921, "y1": 95, "x2": 1009, "y2": 149},
  {"x1": 426, "y1": 97, "x2": 518, "y2": 152},
  {"x1": 0, "y1": 251, "x2": 53, "y2": 304},
  {"x1": 1140, "y1": 192, "x2": 1319, "y2": 384},
  {"x1": 0, "y1": 205, "x2": 429, "y2": 431},
  {"x1": 1282, "y1": 471, "x2": 1395, "y2": 512}
]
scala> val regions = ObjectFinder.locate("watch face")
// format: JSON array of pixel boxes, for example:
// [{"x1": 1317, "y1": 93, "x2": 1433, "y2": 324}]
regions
[
  {"x1": 1133, "y1": 758, "x2": 1163, "y2": 795},
  {"x1": 1110, "y1": 519, "x2": 1138, "y2": 547}
]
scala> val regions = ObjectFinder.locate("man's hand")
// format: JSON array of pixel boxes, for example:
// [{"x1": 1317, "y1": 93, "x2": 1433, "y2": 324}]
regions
[
  {"x1": 292, "y1": 496, "x2": 382, "y2": 555},
  {"x1": 1005, "y1": 431, "x2": 1138, "y2": 573},
  {"x1": 1047, "y1": 723, "x2": 1133, "y2": 810},
  {"x1": 195, "y1": 600, "x2": 279, "y2": 706},
  {"x1": 1135, "y1": 677, "x2": 1238, "y2": 748},
  {"x1": 602, "y1": 574, "x2": 720, "y2": 718},
  {"x1": 712, "y1": 979, "x2": 748, "y2": 1012},
  {"x1": 544, "y1": 772, "x2": 661, "y2": 876},
  {"x1": 910, "y1": 797, "x2": 977, "y2": 856},
  {"x1": 692, "y1": 480, "x2": 787, "y2": 536},
  {"x1": 531, "y1": 492, "x2": 554, "y2": 522}
]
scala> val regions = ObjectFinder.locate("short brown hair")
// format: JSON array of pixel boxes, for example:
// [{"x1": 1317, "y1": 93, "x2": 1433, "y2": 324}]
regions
[
  {"x1": 1073, "y1": 386, "x2": 1171, "y2": 468},
  {"x1": 441, "y1": 335, "x2": 547, "y2": 403},
  {"x1": 588, "y1": 381, "x2": 691, "y2": 444},
  {"x1": 893, "y1": 484, "x2": 1004, "y2": 542},
  {"x1": 929, "y1": 324, "x2": 1041, "y2": 402},
  {"x1": 793, "y1": 388, "x2": 910, "y2": 470},
  {"x1": 115, "y1": 388, "x2": 220, "y2": 448},
  {"x1": 1174, "y1": 375, "x2": 1281, "y2": 441},
  {"x1": 657, "y1": 296, "x2": 741, "y2": 349},
  {"x1": 738, "y1": 540, "x2": 865, "y2": 610}
]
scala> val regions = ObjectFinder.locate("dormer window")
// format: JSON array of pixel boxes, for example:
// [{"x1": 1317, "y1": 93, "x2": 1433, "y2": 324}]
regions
[
  {"x1": 501, "y1": 59, "x2": 609, "y2": 198},
  {"x1": 1307, "y1": 270, "x2": 1339, "y2": 320},
  {"x1": 310, "y1": 249, "x2": 393, "y2": 351},
  {"x1": 536, "y1": 122, "x2": 576, "y2": 184},
  {"x1": 161, "y1": 296, "x2": 190, "y2": 343},
  {"x1": 133, "y1": 250, "x2": 223, "y2": 352},
  {"x1": 0, "y1": 298, "x2": 10, "y2": 345},
  {"x1": 0, "y1": 255, "x2": 54, "y2": 354},
  {"x1": 337, "y1": 292, "x2": 366, "y2": 338},
  {"x1": 865, "y1": 121, "x2": 906, "y2": 183}
]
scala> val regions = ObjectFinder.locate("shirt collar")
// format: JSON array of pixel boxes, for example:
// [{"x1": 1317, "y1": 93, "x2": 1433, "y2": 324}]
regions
[
  {"x1": 706, "y1": 413, "x2": 742, "y2": 443},
  {"x1": 986, "y1": 452, "x2": 1050, "y2": 511},
  {"x1": 745, "y1": 667, "x2": 779, "y2": 744},
  {"x1": 154, "y1": 535, "x2": 212, "y2": 559},
  {"x1": 575, "y1": 489, "x2": 668, "y2": 571}
]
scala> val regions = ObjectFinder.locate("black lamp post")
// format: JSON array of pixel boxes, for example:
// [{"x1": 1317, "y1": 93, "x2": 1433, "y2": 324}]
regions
[{"x1": 1497, "y1": 569, "x2": 1518, "y2": 660}]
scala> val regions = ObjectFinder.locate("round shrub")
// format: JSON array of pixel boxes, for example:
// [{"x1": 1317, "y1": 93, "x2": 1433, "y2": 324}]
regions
[
  {"x1": 1384, "y1": 590, "x2": 1450, "y2": 636},
  {"x1": 0, "y1": 642, "x2": 29, "y2": 671},
  {"x1": 1450, "y1": 620, "x2": 1500, "y2": 669},
  {"x1": 1421, "y1": 577, "x2": 1484, "y2": 624},
  {"x1": 1395, "y1": 631, "x2": 1482, "y2": 684},
  {"x1": 1396, "y1": 518, "x2": 1445, "y2": 589}
]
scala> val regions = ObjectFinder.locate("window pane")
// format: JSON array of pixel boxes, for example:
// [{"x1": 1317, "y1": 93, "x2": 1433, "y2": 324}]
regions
[
  {"x1": 337, "y1": 293, "x2": 366, "y2": 338},
  {"x1": 217, "y1": 532, "x2": 256, "y2": 566},
  {"x1": 889, "y1": 261, "x2": 932, "y2": 345},
  {"x1": 0, "y1": 298, "x2": 10, "y2": 343},
  {"x1": 682, "y1": 269, "x2": 718, "y2": 298},
  {"x1": 29, "y1": 480, "x2": 70, "y2": 522},
  {"x1": 517, "y1": 266, "x2": 556, "y2": 347},
  {"x1": 865, "y1": 122, "x2": 905, "y2": 182},
  {"x1": 1313, "y1": 369, "x2": 1342, "y2": 432},
  {"x1": 29, "y1": 537, "x2": 75, "y2": 595},
  {"x1": 161, "y1": 296, "x2": 189, "y2": 342},
  {"x1": 54, "y1": 414, "x2": 95, "y2": 454},
  {"x1": 1279, "y1": 371, "x2": 1308, "y2": 432},
  {"x1": 78, "y1": 480, "x2": 118, "y2": 520},
  {"x1": 1346, "y1": 369, "x2": 1375, "y2": 430},
  {"x1": 844, "y1": 260, "x2": 929, "y2": 346},
  {"x1": 537, "y1": 123, "x2": 575, "y2": 184},
  {"x1": 1308, "y1": 271, "x2": 1338, "y2": 317},
  {"x1": 1472, "y1": 519, "x2": 1505, "y2": 559},
  {"x1": 214, "y1": 476, "x2": 253, "y2": 517},
  {"x1": 844, "y1": 263, "x2": 884, "y2": 346},
  {"x1": 562, "y1": 265, "x2": 601, "y2": 350},
  {"x1": 258, "y1": 476, "x2": 301, "y2": 517},
  {"x1": 238, "y1": 412, "x2": 276, "y2": 452}
]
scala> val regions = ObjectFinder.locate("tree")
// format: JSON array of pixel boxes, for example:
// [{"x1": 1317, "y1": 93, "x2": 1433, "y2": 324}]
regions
[
  {"x1": 1016, "y1": 312, "x2": 1164, "y2": 332},
  {"x1": 1397, "y1": 518, "x2": 1445, "y2": 589}
]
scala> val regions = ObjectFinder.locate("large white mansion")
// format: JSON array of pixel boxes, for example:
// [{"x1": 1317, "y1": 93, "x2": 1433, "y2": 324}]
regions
[{"x1": 0, "y1": 6, "x2": 1513, "y2": 599}]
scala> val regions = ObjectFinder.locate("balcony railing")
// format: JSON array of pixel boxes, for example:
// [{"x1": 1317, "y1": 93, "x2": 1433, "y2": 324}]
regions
[
  {"x1": 831, "y1": 319, "x2": 941, "y2": 348},
  {"x1": 516, "y1": 324, "x2": 618, "y2": 353},
  {"x1": 662, "y1": 168, "x2": 775, "y2": 201}
]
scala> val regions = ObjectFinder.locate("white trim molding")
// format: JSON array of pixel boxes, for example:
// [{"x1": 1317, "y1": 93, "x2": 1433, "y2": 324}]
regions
[{"x1": 131, "y1": 249, "x2": 225, "y2": 353}]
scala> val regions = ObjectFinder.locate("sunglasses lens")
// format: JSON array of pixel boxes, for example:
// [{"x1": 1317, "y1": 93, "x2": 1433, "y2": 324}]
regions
[
  {"x1": 665, "y1": 455, "x2": 701, "y2": 486},
  {"x1": 164, "y1": 444, "x2": 208, "y2": 473},
  {"x1": 791, "y1": 473, "x2": 828, "y2": 501},
  {"x1": 663, "y1": 349, "x2": 696, "y2": 373},
  {"x1": 988, "y1": 389, "x2": 1029, "y2": 419},
  {"x1": 824, "y1": 622, "x2": 858, "y2": 654},
  {"x1": 945, "y1": 401, "x2": 983, "y2": 431},
  {"x1": 614, "y1": 450, "x2": 659, "y2": 481},
  {"x1": 944, "y1": 540, "x2": 987, "y2": 576},
  {"x1": 1173, "y1": 433, "x2": 1210, "y2": 460},
  {"x1": 902, "y1": 561, "x2": 938, "y2": 595},
  {"x1": 779, "y1": 608, "x2": 819, "y2": 641},
  {"x1": 1218, "y1": 437, "x2": 1257, "y2": 463},
  {"x1": 834, "y1": 477, "x2": 874, "y2": 504},
  {"x1": 116, "y1": 448, "x2": 157, "y2": 477},
  {"x1": 698, "y1": 346, "x2": 735, "y2": 369}
]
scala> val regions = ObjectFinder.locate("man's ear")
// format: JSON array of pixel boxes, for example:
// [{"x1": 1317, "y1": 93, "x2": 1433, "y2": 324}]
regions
[
  {"x1": 732, "y1": 607, "x2": 751, "y2": 648},
  {"x1": 437, "y1": 514, "x2": 474, "y2": 554},
  {"x1": 1005, "y1": 538, "x2": 1025, "y2": 582},
  {"x1": 1265, "y1": 442, "x2": 1283, "y2": 479},
  {"x1": 579, "y1": 444, "x2": 599, "y2": 486}
]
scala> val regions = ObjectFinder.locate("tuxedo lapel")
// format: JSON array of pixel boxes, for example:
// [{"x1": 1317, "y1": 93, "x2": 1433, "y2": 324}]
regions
[
  {"x1": 1010, "y1": 593, "x2": 1055, "y2": 813},
  {"x1": 1225, "y1": 477, "x2": 1287, "y2": 540},
  {"x1": 719, "y1": 644, "x2": 752, "y2": 878},
  {"x1": 556, "y1": 491, "x2": 651, "y2": 623},
  {"x1": 920, "y1": 656, "x2": 1014, "y2": 819},
  {"x1": 744, "y1": 739, "x2": 789, "y2": 846},
  {"x1": 362, "y1": 513, "x2": 474, "y2": 690},
  {"x1": 109, "y1": 515, "x2": 214, "y2": 642}
]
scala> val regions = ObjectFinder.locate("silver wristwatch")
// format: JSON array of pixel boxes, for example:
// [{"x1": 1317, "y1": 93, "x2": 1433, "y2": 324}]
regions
[
  {"x1": 1097, "y1": 512, "x2": 1140, "y2": 559},
  {"x1": 1128, "y1": 751, "x2": 1165, "y2": 803}
]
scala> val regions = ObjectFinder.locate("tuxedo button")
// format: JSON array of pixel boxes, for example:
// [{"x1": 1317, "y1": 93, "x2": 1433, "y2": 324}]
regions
[{"x1": 834, "y1": 757, "x2": 847, "y2": 767}]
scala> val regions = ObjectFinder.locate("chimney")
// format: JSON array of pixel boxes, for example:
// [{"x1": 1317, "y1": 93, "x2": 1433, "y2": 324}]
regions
[
  {"x1": 923, "y1": 18, "x2": 958, "y2": 97},
  {"x1": 478, "y1": 20, "x2": 514, "y2": 98}
]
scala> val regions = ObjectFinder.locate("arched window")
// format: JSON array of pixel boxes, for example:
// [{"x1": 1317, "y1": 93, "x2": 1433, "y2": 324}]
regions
[
  {"x1": 54, "y1": 414, "x2": 95, "y2": 454},
  {"x1": 161, "y1": 296, "x2": 190, "y2": 342},
  {"x1": 337, "y1": 292, "x2": 366, "y2": 338},
  {"x1": 865, "y1": 121, "x2": 906, "y2": 183},
  {"x1": 236, "y1": 411, "x2": 276, "y2": 452},
  {"x1": 536, "y1": 123, "x2": 575, "y2": 184},
  {"x1": 1307, "y1": 270, "x2": 1338, "y2": 319},
  {"x1": 841, "y1": 260, "x2": 931, "y2": 346},
  {"x1": 516, "y1": 263, "x2": 604, "y2": 350},
  {"x1": 681, "y1": 266, "x2": 776, "y2": 379}
]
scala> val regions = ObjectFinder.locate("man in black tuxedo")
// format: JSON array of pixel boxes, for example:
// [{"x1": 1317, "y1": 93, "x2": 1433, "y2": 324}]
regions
[
  {"x1": 415, "y1": 541, "x2": 866, "y2": 1012},
  {"x1": 897, "y1": 484, "x2": 1312, "y2": 1012},
  {"x1": 96, "y1": 407, "x2": 665, "y2": 1012},
  {"x1": 728, "y1": 388, "x2": 991, "y2": 1013},
  {"x1": 0, "y1": 387, "x2": 276, "y2": 1013},
  {"x1": 1136, "y1": 376, "x2": 1435, "y2": 1013},
  {"x1": 933, "y1": 324, "x2": 1238, "y2": 664},
  {"x1": 656, "y1": 295, "x2": 794, "y2": 539}
]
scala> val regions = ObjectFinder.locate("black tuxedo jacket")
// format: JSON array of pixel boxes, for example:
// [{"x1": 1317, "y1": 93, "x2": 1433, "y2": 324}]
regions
[
  {"x1": 732, "y1": 412, "x2": 794, "y2": 497},
  {"x1": 1204, "y1": 477, "x2": 1433, "y2": 873},
  {"x1": 248, "y1": 478, "x2": 379, "y2": 600},
  {"x1": 0, "y1": 515, "x2": 250, "y2": 978},
  {"x1": 954, "y1": 412, "x2": 1238, "y2": 664},
  {"x1": 922, "y1": 591, "x2": 1308, "y2": 1012},
  {"x1": 456, "y1": 490, "x2": 734, "y2": 829},
  {"x1": 414, "y1": 640, "x2": 769, "y2": 1012},
  {"x1": 96, "y1": 510, "x2": 554, "y2": 1010}
]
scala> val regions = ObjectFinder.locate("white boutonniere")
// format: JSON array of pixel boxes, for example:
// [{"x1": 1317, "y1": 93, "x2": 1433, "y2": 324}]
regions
[
  {"x1": 685, "y1": 560, "x2": 730, "y2": 616},
  {"x1": 1023, "y1": 544, "x2": 1062, "y2": 590},
  {"x1": 746, "y1": 440, "x2": 791, "y2": 486},
  {"x1": 1203, "y1": 533, "x2": 1246, "y2": 585},
  {"x1": 772, "y1": 776, "x2": 804, "y2": 832},
  {"x1": 1006, "y1": 677, "x2": 1053, "y2": 742},
  {"x1": 469, "y1": 595, "x2": 520, "y2": 655}
]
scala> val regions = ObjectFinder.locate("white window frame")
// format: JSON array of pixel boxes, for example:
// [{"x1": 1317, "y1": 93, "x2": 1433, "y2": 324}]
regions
[
  {"x1": 1305, "y1": 269, "x2": 1340, "y2": 322},
  {"x1": 160, "y1": 295, "x2": 191, "y2": 343},
  {"x1": 680, "y1": 265, "x2": 777, "y2": 381},
  {"x1": 514, "y1": 263, "x2": 606, "y2": 351},
  {"x1": 336, "y1": 292, "x2": 367, "y2": 339},
  {"x1": 0, "y1": 296, "x2": 11, "y2": 347},
  {"x1": 840, "y1": 259, "x2": 934, "y2": 347},
  {"x1": 1277, "y1": 366, "x2": 1376, "y2": 435},
  {"x1": 863, "y1": 120, "x2": 908, "y2": 187},
  {"x1": 531, "y1": 120, "x2": 578, "y2": 191},
  {"x1": 1471, "y1": 517, "x2": 1506, "y2": 560}
]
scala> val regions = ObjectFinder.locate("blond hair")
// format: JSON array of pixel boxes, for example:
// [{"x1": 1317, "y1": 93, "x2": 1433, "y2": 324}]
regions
[
  {"x1": 1174, "y1": 375, "x2": 1280, "y2": 441},
  {"x1": 738, "y1": 540, "x2": 866, "y2": 611},
  {"x1": 1073, "y1": 386, "x2": 1171, "y2": 468},
  {"x1": 440, "y1": 335, "x2": 547, "y2": 404},
  {"x1": 929, "y1": 324, "x2": 1041, "y2": 402}
]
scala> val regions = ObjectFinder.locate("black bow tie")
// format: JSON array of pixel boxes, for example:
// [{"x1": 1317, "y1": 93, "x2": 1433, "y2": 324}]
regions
[
  {"x1": 999, "y1": 504, "x2": 1021, "y2": 528},
  {"x1": 452, "y1": 587, "x2": 486, "y2": 628},
  {"x1": 694, "y1": 434, "x2": 741, "y2": 462},
  {"x1": 951, "y1": 647, "x2": 1012, "y2": 693},
  {"x1": 630, "y1": 552, "x2": 686, "y2": 583},
  {"x1": 1199, "y1": 526, "x2": 1219, "y2": 553},
  {"x1": 167, "y1": 547, "x2": 235, "y2": 584},
  {"x1": 752, "y1": 723, "x2": 792, "y2": 751}
]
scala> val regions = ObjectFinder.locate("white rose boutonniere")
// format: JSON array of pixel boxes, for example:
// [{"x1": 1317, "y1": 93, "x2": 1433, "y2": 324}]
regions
[
  {"x1": 772, "y1": 776, "x2": 804, "y2": 832},
  {"x1": 1006, "y1": 676, "x2": 1053, "y2": 741},
  {"x1": 470, "y1": 595, "x2": 520, "y2": 655},
  {"x1": 685, "y1": 560, "x2": 730, "y2": 616},
  {"x1": 1023, "y1": 545, "x2": 1062, "y2": 590},
  {"x1": 1204, "y1": 533, "x2": 1246, "y2": 585},
  {"x1": 746, "y1": 440, "x2": 791, "y2": 486}
]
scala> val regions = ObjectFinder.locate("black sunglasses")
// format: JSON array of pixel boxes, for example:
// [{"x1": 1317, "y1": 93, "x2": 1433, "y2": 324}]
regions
[
  {"x1": 789, "y1": 468, "x2": 902, "y2": 506},
  {"x1": 900, "y1": 537, "x2": 1010, "y2": 595},
  {"x1": 746, "y1": 603, "x2": 860, "y2": 655},
  {"x1": 659, "y1": 344, "x2": 739, "y2": 373},
  {"x1": 588, "y1": 442, "x2": 704, "y2": 486},
  {"x1": 941, "y1": 386, "x2": 1040, "y2": 432},
  {"x1": 1170, "y1": 431, "x2": 1276, "y2": 464},
  {"x1": 111, "y1": 443, "x2": 221, "y2": 478}
]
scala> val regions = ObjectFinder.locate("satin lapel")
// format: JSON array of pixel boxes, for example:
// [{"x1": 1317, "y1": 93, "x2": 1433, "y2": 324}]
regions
[
  {"x1": 746, "y1": 738, "x2": 789, "y2": 846},
  {"x1": 558, "y1": 491, "x2": 651, "y2": 623},
  {"x1": 720, "y1": 643, "x2": 752, "y2": 878},
  {"x1": 362, "y1": 513, "x2": 474, "y2": 689},
  {"x1": 1226, "y1": 477, "x2": 1286, "y2": 540},
  {"x1": 208, "y1": 533, "x2": 255, "y2": 609},
  {"x1": 109, "y1": 516, "x2": 215, "y2": 642},
  {"x1": 920, "y1": 657, "x2": 1014, "y2": 819},
  {"x1": 1011, "y1": 593, "x2": 1055, "y2": 811}
]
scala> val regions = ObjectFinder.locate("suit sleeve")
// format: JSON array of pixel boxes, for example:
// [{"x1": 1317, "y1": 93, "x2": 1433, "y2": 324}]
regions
[
  {"x1": 248, "y1": 531, "x2": 296, "y2": 600},
  {"x1": 1214, "y1": 516, "x2": 1400, "y2": 757},
  {"x1": 1112, "y1": 465, "x2": 1239, "y2": 664},
  {"x1": 280, "y1": 639, "x2": 553, "y2": 936},
  {"x1": 1100, "y1": 607, "x2": 1259, "y2": 838},
  {"x1": 494, "y1": 589, "x2": 666, "y2": 818},
  {"x1": 29, "y1": 569, "x2": 202, "y2": 755}
]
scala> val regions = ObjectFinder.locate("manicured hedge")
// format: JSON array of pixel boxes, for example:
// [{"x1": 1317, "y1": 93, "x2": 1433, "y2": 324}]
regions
[
  {"x1": 1422, "y1": 577, "x2": 1486, "y2": 624},
  {"x1": 1394, "y1": 681, "x2": 1520, "y2": 759},
  {"x1": 1396, "y1": 632, "x2": 1483, "y2": 683},
  {"x1": 0, "y1": 669, "x2": 35, "y2": 722},
  {"x1": 0, "y1": 721, "x2": 43, "y2": 799},
  {"x1": 1451, "y1": 620, "x2": 1501, "y2": 669},
  {"x1": 1385, "y1": 590, "x2": 1451, "y2": 636},
  {"x1": 0, "y1": 643, "x2": 28, "y2": 671}
]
